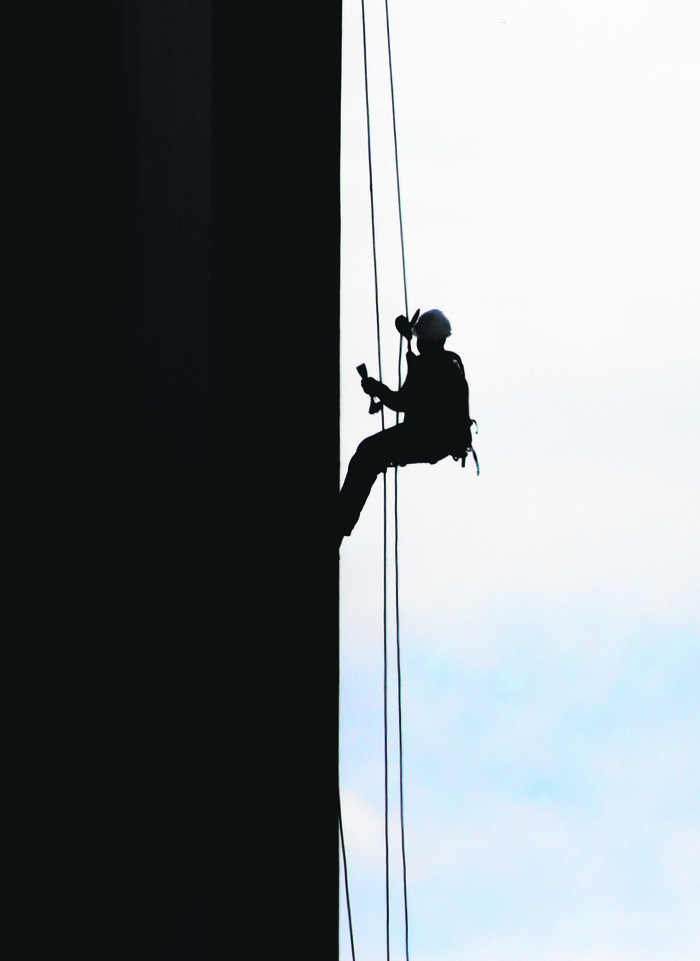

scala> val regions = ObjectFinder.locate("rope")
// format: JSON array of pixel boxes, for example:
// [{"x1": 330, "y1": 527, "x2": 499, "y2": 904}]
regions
[
  {"x1": 360, "y1": 0, "x2": 386, "y2": 436},
  {"x1": 339, "y1": 795, "x2": 358, "y2": 961},
  {"x1": 384, "y1": 0, "x2": 410, "y2": 329},
  {"x1": 383, "y1": 0, "x2": 412, "y2": 955},
  {"x1": 360, "y1": 0, "x2": 391, "y2": 955},
  {"x1": 394, "y1": 486, "x2": 409, "y2": 961},
  {"x1": 383, "y1": 472, "x2": 391, "y2": 961},
  {"x1": 353, "y1": 0, "x2": 411, "y2": 959}
]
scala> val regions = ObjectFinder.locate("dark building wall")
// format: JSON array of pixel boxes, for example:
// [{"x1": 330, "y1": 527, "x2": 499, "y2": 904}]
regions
[
  {"x1": 120, "y1": 0, "x2": 210, "y2": 452},
  {"x1": 12, "y1": 2, "x2": 338, "y2": 955},
  {"x1": 117, "y1": 2, "x2": 340, "y2": 956}
]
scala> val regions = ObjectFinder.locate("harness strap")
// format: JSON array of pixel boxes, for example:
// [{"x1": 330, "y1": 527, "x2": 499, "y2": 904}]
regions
[
  {"x1": 455, "y1": 419, "x2": 479, "y2": 473},
  {"x1": 453, "y1": 447, "x2": 479, "y2": 474}
]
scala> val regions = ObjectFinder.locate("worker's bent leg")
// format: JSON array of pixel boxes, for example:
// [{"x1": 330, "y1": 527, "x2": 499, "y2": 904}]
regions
[
  {"x1": 339, "y1": 426, "x2": 453, "y2": 542},
  {"x1": 338, "y1": 428, "x2": 401, "y2": 539}
]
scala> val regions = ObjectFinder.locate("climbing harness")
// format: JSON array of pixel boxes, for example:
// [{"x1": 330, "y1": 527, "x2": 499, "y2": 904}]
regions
[
  {"x1": 454, "y1": 417, "x2": 480, "y2": 474},
  {"x1": 454, "y1": 441, "x2": 480, "y2": 474}
]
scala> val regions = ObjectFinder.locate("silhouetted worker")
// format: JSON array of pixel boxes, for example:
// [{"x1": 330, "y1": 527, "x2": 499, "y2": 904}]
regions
[{"x1": 339, "y1": 309, "x2": 474, "y2": 545}]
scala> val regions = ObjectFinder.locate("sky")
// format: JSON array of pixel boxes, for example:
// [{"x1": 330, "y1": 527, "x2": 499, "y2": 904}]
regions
[{"x1": 338, "y1": 2, "x2": 700, "y2": 960}]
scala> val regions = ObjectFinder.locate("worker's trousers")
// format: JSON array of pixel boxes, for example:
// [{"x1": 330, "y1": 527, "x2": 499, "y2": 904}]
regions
[{"x1": 338, "y1": 424, "x2": 451, "y2": 539}]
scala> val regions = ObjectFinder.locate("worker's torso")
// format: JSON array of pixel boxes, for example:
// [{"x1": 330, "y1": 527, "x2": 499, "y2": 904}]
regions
[{"x1": 401, "y1": 351, "x2": 471, "y2": 448}]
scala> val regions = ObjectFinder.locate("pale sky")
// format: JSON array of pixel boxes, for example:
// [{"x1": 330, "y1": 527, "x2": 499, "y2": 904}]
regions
[{"x1": 339, "y1": 2, "x2": 700, "y2": 959}]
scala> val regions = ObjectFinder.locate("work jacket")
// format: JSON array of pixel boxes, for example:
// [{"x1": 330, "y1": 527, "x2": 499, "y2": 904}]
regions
[{"x1": 384, "y1": 349, "x2": 472, "y2": 453}]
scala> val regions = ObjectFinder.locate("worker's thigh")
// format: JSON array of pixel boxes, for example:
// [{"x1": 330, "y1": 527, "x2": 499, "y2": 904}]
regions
[{"x1": 353, "y1": 425, "x2": 448, "y2": 474}]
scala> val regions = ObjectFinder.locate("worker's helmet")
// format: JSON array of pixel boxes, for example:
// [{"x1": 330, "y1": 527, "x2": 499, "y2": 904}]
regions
[{"x1": 412, "y1": 309, "x2": 452, "y2": 340}]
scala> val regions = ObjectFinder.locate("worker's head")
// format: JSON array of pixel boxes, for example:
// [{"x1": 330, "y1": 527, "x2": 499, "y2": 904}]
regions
[{"x1": 413, "y1": 309, "x2": 451, "y2": 352}]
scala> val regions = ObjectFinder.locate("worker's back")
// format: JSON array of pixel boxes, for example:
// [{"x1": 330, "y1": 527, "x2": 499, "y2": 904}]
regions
[{"x1": 401, "y1": 349, "x2": 472, "y2": 451}]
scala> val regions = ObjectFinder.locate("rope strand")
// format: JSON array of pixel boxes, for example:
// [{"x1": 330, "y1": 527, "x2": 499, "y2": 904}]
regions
[
  {"x1": 360, "y1": 0, "x2": 385, "y2": 431},
  {"x1": 394, "y1": 481, "x2": 410, "y2": 961},
  {"x1": 383, "y1": 471, "x2": 391, "y2": 961},
  {"x1": 384, "y1": 0, "x2": 411, "y2": 955},
  {"x1": 339, "y1": 795, "x2": 358, "y2": 961},
  {"x1": 356, "y1": 0, "x2": 411, "y2": 958},
  {"x1": 384, "y1": 0, "x2": 410, "y2": 326},
  {"x1": 360, "y1": 0, "x2": 390, "y2": 956}
]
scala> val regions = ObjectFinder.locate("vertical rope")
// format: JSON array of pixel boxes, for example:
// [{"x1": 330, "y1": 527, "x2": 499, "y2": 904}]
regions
[
  {"x1": 359, "y1": 1, "x2": 390, "y2": 957},
  {"x1": 383, "y1": 0, "x2": 411, "y2": 957},
  {"x1": 360, "y1": 0, "x2": 385, "y2": 430},
  {"x1": 358, "y1": 1, "x2": 412, "y2": 959},
  {"x1": 394, "y1": 483, "x2": 409, "y2": 961},
  {"x1": 339, "y1": 795, "x2": 358, "y2": 961},
  {"x1": 381, "y1": 498, "x2": 393, "y2": 961},
  {"x1": 384, "y1": 0, "x2": 410, "y2": 327}
]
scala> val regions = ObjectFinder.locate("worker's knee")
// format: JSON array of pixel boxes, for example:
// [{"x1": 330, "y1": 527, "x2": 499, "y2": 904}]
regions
[{"x1": 353, "y1": 433, "x2": 392, "y2": 474}]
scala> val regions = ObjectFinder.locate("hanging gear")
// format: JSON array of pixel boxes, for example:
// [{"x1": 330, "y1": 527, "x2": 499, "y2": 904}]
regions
[
  {"x1": 357, "y1": 363, "x2": 383, "y2": 414},
  {"x1": 453, "y1": 424, "x2": 480, "y2": 474},
  {"x1": 394, "y1": 308, "x2": 420, "y2": 342},
  {"x1": 439, "y1": 348, "x2": 479, "y2": 475}
]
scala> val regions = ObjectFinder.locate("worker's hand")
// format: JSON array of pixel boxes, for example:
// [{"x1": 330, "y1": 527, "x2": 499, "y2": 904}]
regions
[
  {"x1": 361, "y1": 376, "x2": 382, "y2": 397},
  {"x1": 395, "y1": 308, "x2": 420, "y2": 340}
]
